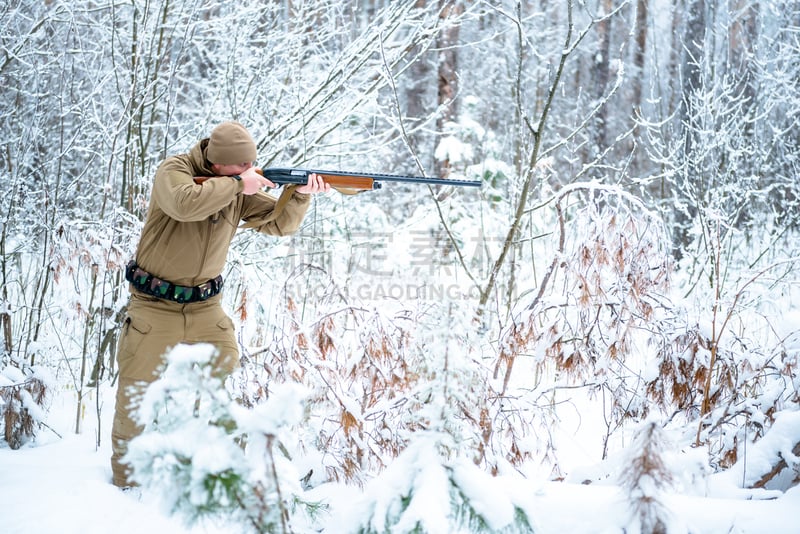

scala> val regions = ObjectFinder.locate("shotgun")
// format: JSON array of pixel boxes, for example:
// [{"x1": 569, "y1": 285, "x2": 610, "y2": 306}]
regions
[{"x1": 193, "y1": 167, "x2": 482, "y2": 194}]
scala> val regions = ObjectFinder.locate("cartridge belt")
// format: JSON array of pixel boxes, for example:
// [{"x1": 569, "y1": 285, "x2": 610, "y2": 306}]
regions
[{"x1": 125, "y1": 260, "x2": 223, "y2": 304}]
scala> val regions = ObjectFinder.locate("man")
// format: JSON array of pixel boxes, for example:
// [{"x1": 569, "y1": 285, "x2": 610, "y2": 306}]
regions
[{"x1": 110, "y1": 121, "x2": 329, "y2": 488}]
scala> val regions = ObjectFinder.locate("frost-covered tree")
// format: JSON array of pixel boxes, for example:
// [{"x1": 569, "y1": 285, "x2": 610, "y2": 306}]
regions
[
  {"x1": 635, "y1": 0, "x2": 800, "y2": 466},
  {"x1": 125, "y1": 343, "x2": 320, "y2": 533}
]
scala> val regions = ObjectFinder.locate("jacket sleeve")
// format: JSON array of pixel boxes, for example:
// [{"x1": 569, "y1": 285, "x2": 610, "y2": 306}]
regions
[
  {"x1": 151, "y1": 155, "x2": 244, "y2": 222},
  {"x1": 240, "y1": 187, "x2": 311, "y2": 236}
]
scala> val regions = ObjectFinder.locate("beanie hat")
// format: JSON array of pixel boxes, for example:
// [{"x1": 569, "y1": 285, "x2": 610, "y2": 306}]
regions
[{"x1": 206, "y1": 121, "x2": 257, "y2": 165}]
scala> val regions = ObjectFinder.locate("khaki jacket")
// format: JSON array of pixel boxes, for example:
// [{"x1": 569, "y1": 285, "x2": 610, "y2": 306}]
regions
[{"x1": 134, "y1": 139, "x2": 310, "y2": 287}]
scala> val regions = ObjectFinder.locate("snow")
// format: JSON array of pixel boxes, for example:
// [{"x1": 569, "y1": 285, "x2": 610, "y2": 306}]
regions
[
  {"x1": 450, "y1": 459, "x2": 518, "y2": 529},
  {"x1": 232, "y1": 382, "x2": 309, "y2": 436},
  {"x1": 0, "y1": 388, "x2": 198, "y2": 534},
  {"x1": 2, "y1": 383, "x2": 799, "y2": 533},
  {"x1": 2, "y1": 0, "x2": 799, "y2": 531},
  {"x1": 720, "y1": 410, "x2": 800, "y2": 492}
]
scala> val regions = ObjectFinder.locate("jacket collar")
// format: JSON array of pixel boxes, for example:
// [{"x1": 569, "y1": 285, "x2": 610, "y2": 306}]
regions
[{"x1": 192, "y1": 139, "x2": 216, "y2": 175}]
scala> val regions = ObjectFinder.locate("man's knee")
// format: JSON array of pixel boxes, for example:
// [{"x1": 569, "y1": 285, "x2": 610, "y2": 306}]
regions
[{"x1": 213, "y1": 348, "x2": 239, "y2": 378}]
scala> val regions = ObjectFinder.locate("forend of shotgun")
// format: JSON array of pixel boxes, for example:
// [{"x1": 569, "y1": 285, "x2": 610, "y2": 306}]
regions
[{"x1": 260, "y1": 168, "x2": 379, "y2": 192}]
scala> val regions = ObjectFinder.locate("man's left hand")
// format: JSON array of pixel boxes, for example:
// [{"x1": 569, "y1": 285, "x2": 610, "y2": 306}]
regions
[{"x1": 296, "y1": 173, "x2": 331, "y2": 195}]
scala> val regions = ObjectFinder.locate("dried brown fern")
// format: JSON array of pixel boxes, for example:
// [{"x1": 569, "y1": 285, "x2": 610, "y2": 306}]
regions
[{"x1": 1, "y1": 373, "x2": 50, "y2": 449}]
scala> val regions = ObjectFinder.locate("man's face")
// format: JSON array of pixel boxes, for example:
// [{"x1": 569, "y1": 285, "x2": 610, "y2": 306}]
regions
[{"x1": 211, "y1": 161, "x2": 254, "y2": 176}]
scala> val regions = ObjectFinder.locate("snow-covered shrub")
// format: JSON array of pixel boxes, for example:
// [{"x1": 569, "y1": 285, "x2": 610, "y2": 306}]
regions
[
  {"x1": 491, "y1": 184, "x2": 674, "y2": 469},
  {"x1": 342, "y1": 433, "x2": 535, "y2": 534},
  {"x1": 241, "y1": 282, "x2": 500, "y2": 490},
  {"x1": 727, "y1": 409, "x2": 800, "y2": 492},
  {"x1": 0, "y1": 364, "x2": 53, "y2": 449},
  {"x1": 645, "y1": 233, "x2": 800, "y2": 469},
  {"x1": 243, "y1": 286, "x2": 429, "y2": 486},
  {"x1": 125, "y1": 343, "x2": 321, "y2": 533}
]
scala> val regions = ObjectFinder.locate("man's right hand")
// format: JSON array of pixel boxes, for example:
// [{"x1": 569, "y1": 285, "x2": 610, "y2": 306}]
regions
[{"x1": 240, "y1": 167, "x2": 275, "y2": 195}]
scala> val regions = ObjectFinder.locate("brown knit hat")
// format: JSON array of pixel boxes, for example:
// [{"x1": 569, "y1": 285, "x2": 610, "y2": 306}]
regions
[{"x1": 206, "y1": 121, "x2": 257, "y2": 165}]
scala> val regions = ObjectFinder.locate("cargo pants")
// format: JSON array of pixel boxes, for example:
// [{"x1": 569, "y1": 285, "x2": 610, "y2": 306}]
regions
[{"x1": 110, "y1": 291, "x2": 239, "y2": 488}]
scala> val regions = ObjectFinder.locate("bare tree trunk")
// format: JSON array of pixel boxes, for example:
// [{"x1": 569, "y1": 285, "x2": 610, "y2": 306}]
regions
[
  {"x1": 403, "y1": 0, "x2": 435, "y2": 169},
  {"x1": 631, "y1": 0, "x2": 649, "y2": 119},
  {"x1": 589, "y1": 0, "x2": 613, "y2": 177},
  {"x1": 434, "y1": 0, "x2": 463, "y2": 178},
  {"x1": 478, "y1": 0, "x2": 577, "y2": 314},
  {"x1": 672, "y1": 0, "x2": 706, "y2": 258},
  {"x1": 630, "y1": 0, "x2": 649, "y2": 177},
  {"x1": 728, "y1": 0, "x2": 758, "y2": 135},
  {"x1": 0, "y1": 189, "x2": 13, "y2": 356}
]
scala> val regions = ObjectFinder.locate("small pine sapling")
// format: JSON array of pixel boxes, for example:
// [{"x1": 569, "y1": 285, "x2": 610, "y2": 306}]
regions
[
  {"x1": 125, "y1": 343, "x2": 321, "y2": 533},
  {"x1": 344, "y1": 434, "x2": 536, "y2": 534},
  {"x1": 618, "y1": 420, "x2": 683, "y2": 534}
]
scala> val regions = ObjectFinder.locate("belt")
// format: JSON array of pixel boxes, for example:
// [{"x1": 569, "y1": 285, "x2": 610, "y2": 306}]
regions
[{"x1": 125, "y1": 260, "x2": 223, "y2": 304}]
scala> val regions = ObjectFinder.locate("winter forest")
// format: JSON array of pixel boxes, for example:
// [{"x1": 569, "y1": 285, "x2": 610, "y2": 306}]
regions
[{"x1": 2, "y1": 0, "x2": 800, "y2": 532}]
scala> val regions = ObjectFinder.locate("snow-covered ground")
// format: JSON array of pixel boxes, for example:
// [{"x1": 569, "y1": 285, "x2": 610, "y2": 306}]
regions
[{"x1": 2, "y1": 384, "x2": 798, "y2": 534}]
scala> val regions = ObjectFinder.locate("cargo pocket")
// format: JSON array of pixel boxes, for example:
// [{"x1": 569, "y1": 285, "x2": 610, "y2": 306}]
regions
[
  {"x1": 216, "y1": 315, "x2": 235, "y2": 333},
  {"x1": 116, "y1": 315, "x2": 155, "y2": 381},
  {"x1": 214, "y1": 316, "x2": 240, "y2": 376}
]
